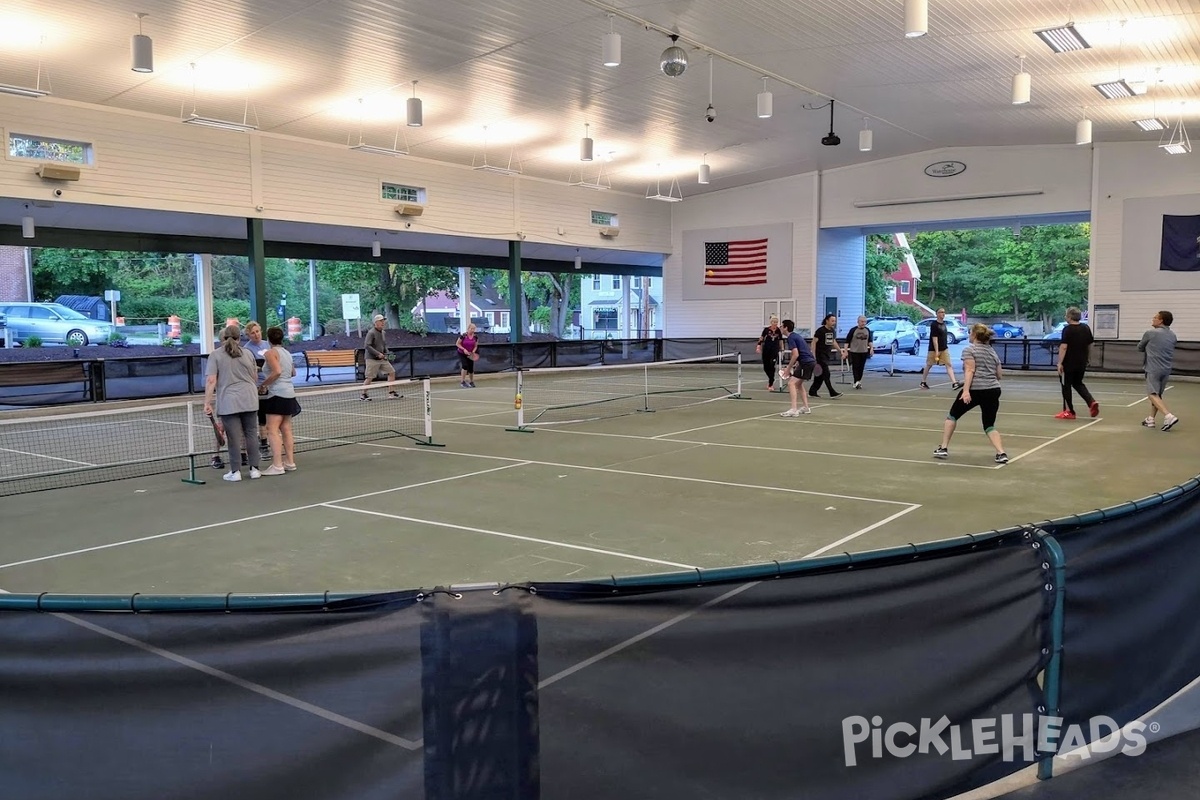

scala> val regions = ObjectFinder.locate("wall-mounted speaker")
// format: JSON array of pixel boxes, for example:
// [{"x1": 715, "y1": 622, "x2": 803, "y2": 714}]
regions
[
  {"x1": 598, "y1": 227, "x2": 619, "y2": 238},
  {"x1": 395, "y1": 203, "x2": 424, "y2": 217},
  {"x1": 37, "y1": 163, "x2": 82, "y2": 181}
]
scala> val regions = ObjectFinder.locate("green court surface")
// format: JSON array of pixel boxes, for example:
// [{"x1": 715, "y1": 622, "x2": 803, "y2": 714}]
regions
[{"x1": 1, "y1": 371, "x2": 1196, "y2": 595}]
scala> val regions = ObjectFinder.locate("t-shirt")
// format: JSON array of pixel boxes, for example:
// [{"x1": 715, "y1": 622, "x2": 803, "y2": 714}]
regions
[
  {"x1": 205, "y1": 347, "x2": 260, "y2": 416},
  {"x1": 962, "y1": 344, "x2": 1001, "y2": 391},
  {"x1": 1138, "y1": 326, "x2": 1177, "y2": 375},
  {"x1": 1059, "y1": 322, "x2": 1093, "y2": 370},
  {"x1": 785, "y1": 331, "x2": 815, "y2": 365},
  {"x1": 813, "y1": 325, "x2": 837, "y2": 364},
  {"x1": 758, "y1": 326, "x2": 783, "y2": 354},
  {"x1": 845, "y1": 325, "x2": 872, "y2": 354},
  {"x1": 363, "y1": 327, "x2": 388, "y2": 360},
  {"x1": 927, "y1": 320, "x2": 949, "y2": 352}
]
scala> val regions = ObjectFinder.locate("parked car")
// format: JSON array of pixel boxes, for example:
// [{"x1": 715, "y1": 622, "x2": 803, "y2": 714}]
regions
[
  {"x1": 915, "y1": 317, "x2": 969, "y2": 344},
  {"x1": 1040, "y1": 321, "x2": 1068, "y2": 350},
  {"x1": 991, "y1": 322, "x2": 1026, "y2": 339},
  {"x1": 867, "y1": 319, "x2": 921, "y2": 355},
  {"x1": 0, "y1": 302, "x2": 116, "y2": 346}
]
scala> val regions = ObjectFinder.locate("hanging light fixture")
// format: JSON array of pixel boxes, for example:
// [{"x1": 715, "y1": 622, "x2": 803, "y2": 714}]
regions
[
  {"x1": 602, "y1": 14, "x2": 621, "y2": 67},
  {"x1": 371, "y1": 236, "x2": 382, "y2": 258},
  {"x1": 698, "y1": 154, "x2": 711, "y2": 185},
  {"x1": 131, "y1": 13, "x2": 153, "y2": 73},
  {"x1": 1076, "y1": 118, "x2": 1092, "y2": 145},
  {"x1": 660, "y1": 34, "x2": 687, "y2": 77},
  {"x1": 859, "y1": 118, "x2": 873, "y2": 151},
  {"x1": 21, "y1": 205, "x2": 34, "y2": 239},
  {"x1": 1012, "y1": 55, "x2": 1031, "y2": 105},
  {"x1": 574, "y1": 249, "x2": 583, "y2": 270},
  {"x1": 756, "y1": 77, "x2": 773, "y2": 119},
  {"x1": 406, "y1": 81, "x2": 423, "y2": 127},
  {"x1": 1160, "y1": 111, "x2": 1191, "y2": 155},
  {"x1": 580, "y1": 123, "x2": 594, "y2": 161},
  {"x1": 905, "y1": 0, "x2": 928, "y2": 38},
  {"x1": 704, "y1": 54, "x2": 716, "y2": 122}
]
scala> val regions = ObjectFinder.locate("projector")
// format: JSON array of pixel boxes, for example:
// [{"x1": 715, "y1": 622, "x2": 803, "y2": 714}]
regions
[{"x1": 821, "y1": 132, "x2": 841, "y2": 146}]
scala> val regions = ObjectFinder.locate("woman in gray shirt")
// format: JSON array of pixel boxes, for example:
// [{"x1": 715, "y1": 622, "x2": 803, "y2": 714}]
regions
[
  {"x1": 204, "y1": 324, "x2": 263, "y2": 482},
  {"x1": 933, "y1": 323, "x2": 1008, "y2": 464},
  {"x1": 258, "y1": 326, "x2": 302, "y2": 475}
]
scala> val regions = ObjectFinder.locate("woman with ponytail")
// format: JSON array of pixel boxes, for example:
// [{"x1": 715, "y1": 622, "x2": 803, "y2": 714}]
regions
[{"x1": 203, "y1": 323, "x2": 263, "y2": 482}]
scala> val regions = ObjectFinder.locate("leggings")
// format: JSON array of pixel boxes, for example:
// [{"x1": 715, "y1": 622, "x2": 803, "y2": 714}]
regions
[
  {"x1": 1061, "y1": 368, "x2": 1095, "y2": 413},
  {"x1": 810, "y1": 362, "x2": 835, "y2": 396},
  {"x1": 848, "y1": 352, "x2": 869, "y2": 383},
  {"x1": 220, "y1": 411, "x2": 261, "y2": 471},
  {"x1": 947, "y1": 387, "x2": 1002, "y2": 431},
  {"x1": 761, "y1": 350, "x2": 778, "y2": 385}
]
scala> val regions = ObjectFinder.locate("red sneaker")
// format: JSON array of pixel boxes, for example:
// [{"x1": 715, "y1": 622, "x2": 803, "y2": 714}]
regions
[
  {"x1": 1088, "y1": 401, "x2": 1099, "y2": 417},
  {"x1": 1054, "y1": 410, "x2": 1077, "y2": 420}
]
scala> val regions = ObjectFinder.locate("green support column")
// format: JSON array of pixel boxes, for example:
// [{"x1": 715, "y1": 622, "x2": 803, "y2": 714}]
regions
[
  {"x1": 508, "y1": 239, "x2": 522, "y2": 344},
  {"x1": 246, "y1": 218, "x2": 267, "y2": 326}
]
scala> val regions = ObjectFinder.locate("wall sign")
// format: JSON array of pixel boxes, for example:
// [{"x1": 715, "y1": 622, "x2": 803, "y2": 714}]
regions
[{"x1": 924, "y1": 161, "x2": 967, "y2": 178}]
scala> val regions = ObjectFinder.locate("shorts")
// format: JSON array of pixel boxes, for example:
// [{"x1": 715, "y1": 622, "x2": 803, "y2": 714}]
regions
[
  {"x1": 925, "y1": 350, "x2": 952, "y2": 367},
  {"x1": 788, "y1": 362, "x2": 815, "y2": 382},
  {"x1": 366, "y1": 359, "x2": 395, "y2": 379},
  {"x1": 261, "y1": 395, "x2": 301, "y2": 417},
  {"x1": 1146, "y1": 371, "x2": 1170, "y2": 397}
]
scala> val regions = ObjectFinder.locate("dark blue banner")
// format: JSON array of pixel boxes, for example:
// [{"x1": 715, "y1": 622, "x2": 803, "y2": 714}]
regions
[{"x1": 1160, "y1": 214, "x2": 1200, "y2": 271}]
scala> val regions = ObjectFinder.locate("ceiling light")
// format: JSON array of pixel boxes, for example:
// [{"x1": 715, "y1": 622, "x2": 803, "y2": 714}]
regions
[
  {"x1": 1159, "y1": 115, "x2": 1191, "y2": 155},
  {"x1": 580, "y1": 123, "x2": 594, "y2": 162},
  {"x1": 1092, "y1": 79, "x2": 1135, "y2": 99},
  {"x1": 350, "y1": 143, "x2": 409, "y2": 157},
  {"x1": 131, "y1": 13, "x2": 153, "y2": 73},
  {"x1": 407, "y1": 81, "x2": 422, "y2": 127},
  {"x1": 646, "y1": 166, "x2": 683, "y2": 202},
  {"x1": 859, "y1": 118, "x2": 873, "y2": 152},
  {"x1": 182, "y1": 115, "x2": 257, "y2": 132},
  {"x1": 0, "y1": 83, "x2": 49, "y2": 98},
  {"x1": 602, "y1": 14, "x2": 621, "y2": 67},
  {"x1": 905, "y1": 0, "x2": 928, "y2": 38},
  {"x1": 757, "y1": 77, "x2": 772, "y2": 119},
  {"x1": 21, "y1": 206, "x2": 34, "y2": 239},
  {"x1": 1076, "y1": 118, "x2": 1092, "y2": 145},
  {"x1": 821, "y1": 100, "x2": 840, "y2": 146},
  {"x1": 660, "y1": 34, "x2": 687, "y2": 78},
  {"x1": 1034, "y1": 23, "x2": 1090, "y2": 53},
  {"x1": 698, "y1": 155, "x2": 710, "y2": 185},
  {"x1": 1132, "y1": 118, "x2": 1165, "y2": 131},
  {"x1": 372, "y1": 238, "x2": 382, "y2": 258},
  {"x1": 574, "y1": 251, "x2": 583, "y2": 270},
  {"x1": 1012, "y1": 55, "x2": 1031, "y2": 105},
  {"x1": 473, "y1": 125, "x2": 522, "y2": 175}
]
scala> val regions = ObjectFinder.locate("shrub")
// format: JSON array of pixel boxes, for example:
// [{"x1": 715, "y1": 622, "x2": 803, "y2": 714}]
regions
[
  {"x1": 289, "y1": 333, "x2": 303, "y2": 344},
  {"x1": 399, "y1": 312, "x2": 429, "y2": 337},
  {"x1": 107, "y1": 331, "x2": 128, "y2": 346},
  {"x1": 179, "y1": 333, "x2": 194, "y2": 346},
  {"x1": 23, "y1": 336, "x2": 42, "y2": 348}
]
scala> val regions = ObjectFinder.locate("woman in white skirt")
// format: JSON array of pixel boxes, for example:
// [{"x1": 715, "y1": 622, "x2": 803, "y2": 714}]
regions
[{"x1": 258, "y1": 326, "x2": 302, "y2": 475}]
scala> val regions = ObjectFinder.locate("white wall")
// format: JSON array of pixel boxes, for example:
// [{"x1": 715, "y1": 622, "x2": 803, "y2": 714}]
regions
[
  {"x1": 816, "y1": 227, "x2": 866, "y2": 335},
  {"x1": 1092, "y1": 141, "x2": 1200, "y2": 340},
  {"x1": 666, "y1": 173, "x2": 817, "y2": 337}
]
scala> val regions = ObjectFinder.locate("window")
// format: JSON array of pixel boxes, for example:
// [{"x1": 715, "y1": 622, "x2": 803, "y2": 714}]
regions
[
  {"x1": 592, "y1": 275, "x2": 601, "y2": 290},
  {"x1": 591, "y1": 210, "x2": 618, "y2": 227},
  {"x1": 632, "y1": 276, "x2": 641, "y2": 289},
  {"x1": 500, "y1": 312, "x2": 509, "y2": 328},
  {"x1": 594, "y1": 309, "x2": 618, "y2": 330},
  {"x1": 611, "y1": 275, "x2": 620, "y2": 290},
  {"x1": 899, "y1": 280, "x2": 911, "y2": 295},
  {"x1": 9, "y1": 133, "x2": 92, "y2": 165},
  {"x1": 381, "y1": 182, "x2": 424, "y2": 203}
]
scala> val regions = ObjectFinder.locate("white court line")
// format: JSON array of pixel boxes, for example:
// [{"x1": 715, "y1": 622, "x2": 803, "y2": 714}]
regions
[
  {"x1": 651, "y1": 411, "x2": 781, "y2": 439},
  {"x1": 323, "y1": 504, "x2": 699, "y2": 570},
  {"x1": 0, "y1": 462, "x2": 527, "y2": 572},
  {"x1": 835, "y1": 403, "x2": 1057, "y2": 419},
  {"x1": 0, "y1": 446, "x2": 97, "y2": 468},
  {"x1": 882, "y1": 381, "x2": 949, "y2": 396},
  {"x1": 1006, "y1": 419, "x2": 1103, "y2": 465},
  {"x1": 538, "y1": 503, "x2": 921, "y2": 690},
  {"x1": 768, "y1": 418, "x2": 1055, "y2": 440},
  {"x1": 1125, "y1": 386, "x2": 1169, "y2": 408}
]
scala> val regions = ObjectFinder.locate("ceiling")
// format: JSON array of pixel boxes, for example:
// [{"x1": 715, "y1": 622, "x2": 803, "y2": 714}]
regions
[{"x1": 1, "y1": 0, "x2": 1197, "y2": 200}]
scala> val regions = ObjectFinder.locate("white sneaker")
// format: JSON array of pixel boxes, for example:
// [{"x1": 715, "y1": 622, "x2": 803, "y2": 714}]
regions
[
  {"x1": 1142, "y1": 416, "x2": 1157, "y2": 428},
  {"x1": 249, "y1": 467, "x2": 262, "y2": 480},
  {"x1": 854, "y1": 382, "x2": 862, "y2": 389},
  {"x1": 780, "y1": 408, "x2": 800, "y2": 417},
  {"x1": 222, "y1": 471, "x2": 241, "y2": 482},
  {"x1": 799, "y1": 407, "x2": 812, "y2": 414},
  {"x1": 261, "y1": 464, "x2": 286, "y2": 476},
  {"x1": 1162, "y1": 414, "x2": 1180, "y2": 431}
]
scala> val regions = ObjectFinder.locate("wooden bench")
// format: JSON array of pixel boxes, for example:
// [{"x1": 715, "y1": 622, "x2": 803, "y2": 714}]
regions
[
  {"x1": 302, "y1": 349, "x2": 360, "y2": 382},
  {"x1": 0, "y1": 361, "x2": 93, "y2": 400}
]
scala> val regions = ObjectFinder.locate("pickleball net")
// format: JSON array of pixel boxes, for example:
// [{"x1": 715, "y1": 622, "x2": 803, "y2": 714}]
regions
[
  {"x1": 511, "y1": 353, "x2": 742, "y2": 429},
  {"x1": 0, "y1": 378, "x2": 438, "y2": 496}
]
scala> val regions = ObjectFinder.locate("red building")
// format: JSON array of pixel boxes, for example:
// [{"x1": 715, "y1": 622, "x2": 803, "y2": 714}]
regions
[{"x1": 885, "y1": 233, "x2": 934, "y2": 315}]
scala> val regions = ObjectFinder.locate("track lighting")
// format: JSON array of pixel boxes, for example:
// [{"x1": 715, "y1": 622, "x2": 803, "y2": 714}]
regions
[
  {"x1": 660, "y1": 35, "x2": 687, "y2": 77},
  {"x1": 905, "y1": 0, "x2": 928, "y2": 38},
  {"x1": 1012, "y1": 55, "x2": 1031, "y2": 105},
  {"x1": 757, "y1": 78, "x2": 772, "y2": 119},
  {"x1": 859, "y1": 118, "x2": 873, "y2": 151},
  {"x1": 131, "y1": 13, "x2": 153, "y2": 73},
  {"x1": 580, "y1": 123, "x2": 594, "y2": 161},
  {"x1": 602, "y1": 14, "x2": 621, "y2": 67},
  {"x1": 406, "y1": 81, "x2": 422, "y2": 127}
]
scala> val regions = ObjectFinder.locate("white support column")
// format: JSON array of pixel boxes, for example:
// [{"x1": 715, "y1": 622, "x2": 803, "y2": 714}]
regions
[
  {"x1": 458, "y1": 267, "x2": 471, "y2": 332},
  {"x1": 308, "y1": 259, "x2": 318, "y2": 340},
  {"x1": 194, "y1": 253, "x2": 214, "y2": 355},
  {"x1": 621, "y1": 273, "x2": 631, "y2": 359}
]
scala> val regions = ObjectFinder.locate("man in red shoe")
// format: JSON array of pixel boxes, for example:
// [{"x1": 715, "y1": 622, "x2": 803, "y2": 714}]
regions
[{"x1": 1056, "y1": 306, "x2": 1098, "y2": 420}]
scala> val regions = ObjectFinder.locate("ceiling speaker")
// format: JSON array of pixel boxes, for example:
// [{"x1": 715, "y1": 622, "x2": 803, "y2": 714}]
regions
[{"x1": 37, "y1": 163, "x2": 81, "y2": 181}]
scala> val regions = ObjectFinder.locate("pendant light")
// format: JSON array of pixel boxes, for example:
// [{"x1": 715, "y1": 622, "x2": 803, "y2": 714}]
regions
[
  {"x1": 602, "y1": 14, "x2": 621, "y2": 67},
  {"x1": 131, "y1": 13, "x2": 153, "y2": 73},
  {"x1": 1012, "y1": 55, "x2": 1031, "y2": 105},
  {"x1": 406, "y1": 81, "x2": 423, "y2": 127},
  {"x1": 757, "y1": 78, "x2": 772, "y2": 119},
  {"x1": 580, "y1": 123, "x2": 594, "y2": 161}
]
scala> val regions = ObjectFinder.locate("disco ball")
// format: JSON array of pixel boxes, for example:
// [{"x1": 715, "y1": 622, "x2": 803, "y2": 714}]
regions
[{"x1": 660, "y1": 45, "x2": 688, "y2": 77}]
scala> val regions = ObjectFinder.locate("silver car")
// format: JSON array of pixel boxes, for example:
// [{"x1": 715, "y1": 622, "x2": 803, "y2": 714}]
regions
[{"x1": 0, "y1": 302, "x2": 116, "y2": 346}]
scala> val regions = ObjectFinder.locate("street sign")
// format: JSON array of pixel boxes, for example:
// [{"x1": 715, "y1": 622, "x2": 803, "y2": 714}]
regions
[
  {"x1": 103, "y1": 290, "x2": 121, "y2": 302},
  {"x1": 340, "y1": 293, "x2": 361, "y2": 319}
]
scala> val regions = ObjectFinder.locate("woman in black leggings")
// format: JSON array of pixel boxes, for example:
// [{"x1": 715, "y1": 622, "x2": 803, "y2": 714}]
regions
[
  {"x1": 756, "y1": 316, "x2": 784, "y2": 390},
  {"x1": 933, "y1": 324, "x2": 1008, "y2": 464},
  {"x1": 809, "y1": 314, "x2": 842, "y2": 399}
]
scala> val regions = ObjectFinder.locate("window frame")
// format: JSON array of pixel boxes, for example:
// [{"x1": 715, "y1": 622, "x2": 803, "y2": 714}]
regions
[
  {"x1": 380, "y1": 182, "x2": 426, "y2": 205},
  {"x1": 7, "y1": 131, "x2": 95, "y2": 166}
]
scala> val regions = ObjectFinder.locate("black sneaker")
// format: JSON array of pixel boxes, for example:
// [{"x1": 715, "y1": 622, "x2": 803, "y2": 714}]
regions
[
  {"x1": 210, "y1": 456, "x2": 224, "y2": 469},
  {"x1": 830, "y1": 392, "x2": 842, "y2": 398},
  {"x1": 360, "y1": 392, "x2": 371, "y2": 401},
  {"x1": 952, "y1": 382, "x2": 964, "y2": 390},
  {"x1": 933, "y1": 446, "x2": 949, "y2": 459},
  {"x1": 920, "y1": 382, "x2": 930, "y2": 390},
  {"x1": 995, "y1": 452, "x2": 1009, "y2": 464}
]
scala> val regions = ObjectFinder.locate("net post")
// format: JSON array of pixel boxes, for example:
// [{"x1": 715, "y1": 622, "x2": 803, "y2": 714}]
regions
[
  {"x1": 505, "y1": 369, "x2": 534, "y2": 433},
  {"x1": 736, "y1": 352, "x2": 743, "y2": 397},
  {"x1": 415, "y1": 378, "x2": 445, "y2": 447},
  {"x1": 180, "y1": 401, "x2": 206, "y2": 485}
]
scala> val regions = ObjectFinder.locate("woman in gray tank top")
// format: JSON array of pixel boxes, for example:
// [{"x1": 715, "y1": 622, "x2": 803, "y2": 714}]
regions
[
  {"x1": 258, "y1": 326, "x2": 302, "y2": 476},
  {"x1": 933, "y1": 323, "x2": 1008, "y2": 465}
]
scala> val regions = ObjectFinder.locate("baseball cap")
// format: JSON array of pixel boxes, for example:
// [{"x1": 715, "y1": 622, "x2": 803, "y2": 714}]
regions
[{"x1": 373, "y1": 314, "x2": 385, "y2": 322}]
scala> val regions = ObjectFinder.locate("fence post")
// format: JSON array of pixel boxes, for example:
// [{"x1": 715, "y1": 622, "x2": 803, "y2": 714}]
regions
[
  {"x1": 91, "y1": 359, "x2": 107, "y2": 402},
  {"x1": 1035, "y1": 530, "x2": 1067, "y2": 781}
]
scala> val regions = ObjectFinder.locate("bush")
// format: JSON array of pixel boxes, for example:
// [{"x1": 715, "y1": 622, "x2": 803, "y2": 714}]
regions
[
  {"x1": 107, "y1": 331, "x2": 128, "y2": 346},
  {"x1": 23, "y1": 336, "x2": 42, "y2": 348},
  {"x1": 877, "y1": 302, "x2": 924, "y2": 324},
  {"x1": 180, "y1": 333, "x2": 194, "y2": 346},
  {"x1": 289, "y1": 333, "x2": 303, "y2": 344},
  {"x1": 399, "y1": 312, "x2": 429, "y2": 337}
]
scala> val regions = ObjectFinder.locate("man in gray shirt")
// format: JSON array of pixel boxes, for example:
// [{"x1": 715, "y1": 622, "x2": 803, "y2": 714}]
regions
[
  {"x1": 1137, "y1": 310, "x2": 1178, "y2": 431},
  {"x1": 361, "y1": 314, "x2": 401, "y2": 401}
]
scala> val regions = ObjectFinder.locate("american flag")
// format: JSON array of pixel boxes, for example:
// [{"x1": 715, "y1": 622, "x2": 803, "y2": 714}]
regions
[{"x1": 704, "y1": 238, "x2": 768, "y2": 285}]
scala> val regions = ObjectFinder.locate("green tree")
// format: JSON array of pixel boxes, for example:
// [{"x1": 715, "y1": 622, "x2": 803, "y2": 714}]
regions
[{"x1": 864, "y1": 234, "x2": 901, "y2": 315}]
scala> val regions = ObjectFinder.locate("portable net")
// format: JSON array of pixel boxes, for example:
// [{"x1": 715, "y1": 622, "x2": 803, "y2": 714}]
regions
[
  {"x1": 0, "y1": 378, "x2": 436, "y2": 496},
  {"x1": 513, "y1": 353, "x2": 742, "y2": 428}
]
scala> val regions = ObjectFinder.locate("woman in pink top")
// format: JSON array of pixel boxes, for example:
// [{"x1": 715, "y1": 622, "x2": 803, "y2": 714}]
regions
[{"x1": 456, "y1": 323, "x2": 479, "y2": 388}]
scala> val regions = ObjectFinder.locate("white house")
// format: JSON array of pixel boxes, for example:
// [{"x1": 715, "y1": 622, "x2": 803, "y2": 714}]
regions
[{"x1": 578, "y1": 274, "x2": 662, "y2": 339}]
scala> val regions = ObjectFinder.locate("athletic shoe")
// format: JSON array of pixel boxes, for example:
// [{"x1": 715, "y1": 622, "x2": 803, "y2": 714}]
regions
[
  {"x1": 1088, "y1": 401, "x2": 1100, "y2": 418},
  {"x1": 766, "y1": 383, "x2": 773, "y2": 391},
  {"x1": 995, "y1": 452, "x2": 1009, "y2": 464},
  {"x1": 1142, "y1": 417, "x2": 1157, "y2": 428},
  {"x1": 854, "y1": 382, "x2": 862, "y2": 389},
  {"x1": 951, "y1": 382, "x2": 964, "y2": 390},
  {"x1": 460, "y1": 381, "x2": 469, "y2": 388},
  {"x1": 283, "y1": 463, "x2": 298, "y2": 472},
  {"x1": 260, "y1": 465, "x2": 286, "y2": 476},
  {"x1": 388, "y1": 390, "x2": 402, "y2": 398},
  {"x1": 249, "y1": 467, "x2": 262, "y2": 480},
  {"x1": 1162, "y1": 414, "x2": 1180, "y2": 432},
  {"x1": 830, "y1": 391, "x2": 842, "y2": 398},
  {"x1": 920, "y1": 382, "x2": 930, "y2": 390},
  {"x1": 1054, "y1": 410, "x2": 1076, "y2": 420},
  {"x1": 259, "y1": 441, "x2": 270, "y2": 457},
  {"x1": 222, "y1": 471, "x2": 241, "y2": 482},
  {"x1": 468, "y1": 381, "x2": 476, "y2": 388},
  {"x1": 210, "y1": 456, "x2": 224, "y2": 470},
  {"x1": 799, "y1": 407, "x2": 812, "y2": 414},
  {"x1": 360, "y1": 393, "x2": 371, "y2": 401},
  {"x1": 933, "y1": 446, "x2": 949, "y2": 459},
  {"x1": 810, "y1": 393, "x2": 822, "y2": 399},
  {"x1": 780, "y1": 409, "x2": 800, "y2": 417}
]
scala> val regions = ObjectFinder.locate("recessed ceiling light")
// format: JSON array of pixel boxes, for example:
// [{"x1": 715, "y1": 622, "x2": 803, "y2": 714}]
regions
[{"x1": 1034, "y1": 23, "x2": 1091, "y2": 53}]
